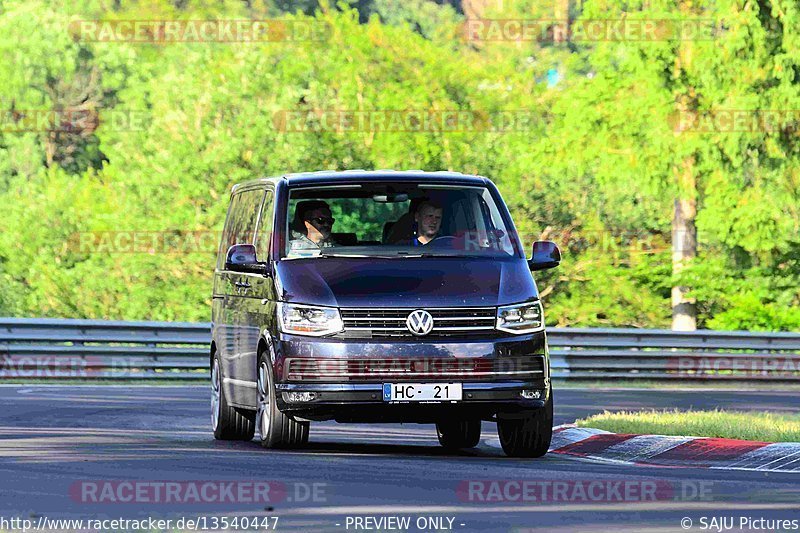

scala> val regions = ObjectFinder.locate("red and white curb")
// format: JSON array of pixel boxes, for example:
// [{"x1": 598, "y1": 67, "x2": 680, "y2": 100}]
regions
[{"x1": 487, "y1": 425, "x2": 800, "y2": 472}]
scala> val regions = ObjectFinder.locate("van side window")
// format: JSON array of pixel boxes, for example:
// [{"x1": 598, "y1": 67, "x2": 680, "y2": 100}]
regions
[
  {"x1": 217, "y1": 194, "x2": 240, "y2": 269},
  {"x1": 217, "y1": 189, "x2": 265, "y2": 269},
  {"x1": 255, "y1": 190, "x2": 274, "y2": 259}
]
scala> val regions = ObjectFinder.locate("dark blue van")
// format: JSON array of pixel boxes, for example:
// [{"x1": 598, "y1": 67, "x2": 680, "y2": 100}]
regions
[{"x1": 210, "y1": 170, "x2": 560, "y2": 457}]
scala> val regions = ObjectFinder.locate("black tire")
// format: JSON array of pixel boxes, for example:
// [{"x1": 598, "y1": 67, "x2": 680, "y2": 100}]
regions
[
  {"x1": 497, "y1": 393, "x2": 553, "y2": 458},
  {"x1": 256, "y1": 350, "x2": 309, "y2": 449},
  {"x1": 436, "y1": 419, "x2": 482, "y2": 450},
  {"x1": 211, "y1": 352, "x2": 255, "y2": 441}
]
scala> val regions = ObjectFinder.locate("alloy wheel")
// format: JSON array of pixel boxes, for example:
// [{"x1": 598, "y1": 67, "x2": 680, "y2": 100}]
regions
[
  {"x1": 211, "y1": 358, "x2": 221, "y2": 431},
  {"x1": 256, "y1": 361, "x2": 271, "y2": 440}
]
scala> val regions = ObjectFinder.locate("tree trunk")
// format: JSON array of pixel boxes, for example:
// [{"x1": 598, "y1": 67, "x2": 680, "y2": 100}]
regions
[
  {"x1": 672, "y1": 156, "x2": 697, "y2": 331},
  {"x1": 555, "y1": 0, "x2": 571, "y2": 19},
  {"x1": 672, "y1": 4, "x2": 698, "y2": 332},
  {"x1": 461, "y1": 0, "x2": 492, "y2": 20}
]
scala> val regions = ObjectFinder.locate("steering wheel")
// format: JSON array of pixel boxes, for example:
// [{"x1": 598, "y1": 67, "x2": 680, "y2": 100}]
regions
[{"x1": 425, "y1": 235, "x2": 459, "y2": 248}]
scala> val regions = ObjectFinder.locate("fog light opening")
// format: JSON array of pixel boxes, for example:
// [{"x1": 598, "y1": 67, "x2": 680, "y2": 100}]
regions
[
  {"x1": 282, "y1": 391, "x2": 317, "y2": 403},
  {"x1": 521, "y1": 389, "x2": 541, "y2": 400}
]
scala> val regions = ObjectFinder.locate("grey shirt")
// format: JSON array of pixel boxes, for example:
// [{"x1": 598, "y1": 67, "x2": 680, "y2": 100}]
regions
[{"x1": 289, "y1": 230, "x2": 336, "y2": 252}]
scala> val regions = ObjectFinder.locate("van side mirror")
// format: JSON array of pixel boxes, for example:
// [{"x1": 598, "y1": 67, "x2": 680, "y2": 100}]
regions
[
  {"x1": 225, "y1": 244, "x2": 269, "y2": 275},
  {"x1": 528, "y1": 240, "x2": 561, "y2": 271}
]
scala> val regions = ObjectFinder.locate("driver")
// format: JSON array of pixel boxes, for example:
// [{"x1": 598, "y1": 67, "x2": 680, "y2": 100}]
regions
[
  {"x1": 289, "y1": 200, "x2": 337, "y2": 251},
  {"x1": 410, "y1": 199, "x2": 443, "y2": 245}
]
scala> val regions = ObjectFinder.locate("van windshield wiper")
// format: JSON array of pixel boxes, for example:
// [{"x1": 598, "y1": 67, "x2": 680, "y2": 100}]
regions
[
  {"x1": 290, "y1": 251, "x2": 493, "y2": 259},
  {"x1": 317, "y1": 252, "x2": 420, "y2": 258},
  {"x1": 323, "y1": 252, "x2": 493, "y2": 259},
  {"x1": 417, "y1": 252, "x2": 469, "y2": 258},
  {"x1": 417, "y1": 252, "x2": 495, "y2": 259},
  {"x1": 316, "y1": 252, "x2": 371, "y2": 258}
]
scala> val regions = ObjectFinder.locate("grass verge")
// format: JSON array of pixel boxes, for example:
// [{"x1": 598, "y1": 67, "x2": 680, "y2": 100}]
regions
[{"x1": 575, "y1": 409, "x2": 800, "y2": 442}]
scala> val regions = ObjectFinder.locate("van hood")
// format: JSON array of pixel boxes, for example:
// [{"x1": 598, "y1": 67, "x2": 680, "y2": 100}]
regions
[{"x1": 274, "y1": 257, "x2": 538, "y2": 308}]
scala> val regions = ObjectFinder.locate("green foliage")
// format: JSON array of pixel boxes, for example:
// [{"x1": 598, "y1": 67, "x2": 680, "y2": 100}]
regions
[
  {"x1": 0, "y1": 0, "x2": 797, "y2": 330},
  {"x1": 370, "y1": 0, "x2": 462, "y2": 39},
  {"x1": 676, "y1": 250, "x2": 800, "y2": 331}
]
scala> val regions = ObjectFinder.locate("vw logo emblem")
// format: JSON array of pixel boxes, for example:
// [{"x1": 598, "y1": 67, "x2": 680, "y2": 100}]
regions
[{"x1": 406, "y1": 310, "x2": 434, "y2": 336}]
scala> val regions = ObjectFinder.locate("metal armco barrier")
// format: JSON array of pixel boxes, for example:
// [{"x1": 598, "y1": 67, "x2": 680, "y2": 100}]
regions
[
  {"x1": 0, "y1": 318, "x2": 798, "y2": 381},
  {"x1": 549, "y1": 327, "x2": 800, "y2": 381}
]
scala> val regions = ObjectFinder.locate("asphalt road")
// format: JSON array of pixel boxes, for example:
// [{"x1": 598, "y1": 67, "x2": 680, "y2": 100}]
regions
[{"x1": 1, "y1": 385, "x2": 799, "y2": 532}]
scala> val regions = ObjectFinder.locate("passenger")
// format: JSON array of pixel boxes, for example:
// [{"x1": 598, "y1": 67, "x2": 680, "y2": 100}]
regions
[{"x1": 289, "y1": 200, "x2": 337, "y2": 251}]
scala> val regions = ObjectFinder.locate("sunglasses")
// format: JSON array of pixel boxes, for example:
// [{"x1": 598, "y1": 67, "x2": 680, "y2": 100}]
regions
[{"x1": 309, "y1": 216, "x2": 335, "y2": 225}]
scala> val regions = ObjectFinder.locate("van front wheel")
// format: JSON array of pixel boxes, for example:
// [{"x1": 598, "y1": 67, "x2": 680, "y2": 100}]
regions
[
  {"x1": 496, "y1": 394, "x2": 553, "y2": 458},
  {"x1": 256, "y1": 352, "x2": 309, "y2": 449},
  {"x1": 436, "y1": 419, "x2": 481, "y2": 450}
]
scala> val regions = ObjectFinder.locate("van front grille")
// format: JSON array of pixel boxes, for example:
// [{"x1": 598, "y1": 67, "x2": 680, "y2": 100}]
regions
[
  {"x1": 283, "y1": 355, "x2": 545, "y2": 381},
  {"x1": 337, "y1": 307, "x2": 498, "y2": 339}
]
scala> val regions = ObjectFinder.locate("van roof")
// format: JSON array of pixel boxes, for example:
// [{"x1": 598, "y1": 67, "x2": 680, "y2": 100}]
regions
[{"x1": 231, "y1": 170, "x2": 489, "y2": 193}]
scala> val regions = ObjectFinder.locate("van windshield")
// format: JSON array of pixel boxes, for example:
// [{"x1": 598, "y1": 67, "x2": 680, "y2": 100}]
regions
[{"x1": 282, "y1": 183, "x2": 521, "y2": 259}]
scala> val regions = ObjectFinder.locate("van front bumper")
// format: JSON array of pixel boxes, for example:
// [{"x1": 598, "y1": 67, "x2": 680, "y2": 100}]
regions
[
  {"x1": 272, "y1": 331, "x2": 549, "y2": 422},
  {"x1": 273, "y1": 381, "x2": 549, "y2": 422}
]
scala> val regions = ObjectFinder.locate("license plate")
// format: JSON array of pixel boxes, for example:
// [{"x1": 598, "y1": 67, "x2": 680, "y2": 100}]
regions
[{"x1": 383, "y1": 383, "x2": 463, "y2": 402}]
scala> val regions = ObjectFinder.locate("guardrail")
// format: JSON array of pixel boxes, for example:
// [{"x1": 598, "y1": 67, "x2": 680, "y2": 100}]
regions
[{"x1": 0, "y1": 318, "x2": 798, "y2": 381}]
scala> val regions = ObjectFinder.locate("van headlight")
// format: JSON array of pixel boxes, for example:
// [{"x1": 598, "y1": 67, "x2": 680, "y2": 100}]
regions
[
  {"x1": 496, "y1": 301, "x2": 544, "y2": 334},
  {"x1": 278, "y1": 303, "x2": 343, "y2": 337}
]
